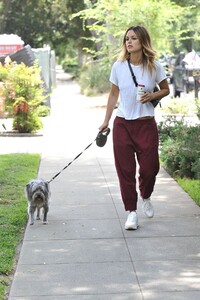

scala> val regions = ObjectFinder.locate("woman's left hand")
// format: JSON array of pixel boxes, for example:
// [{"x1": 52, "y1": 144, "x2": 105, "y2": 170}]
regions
[
  {"x1": 140, "y1": 92, "x2": 153, "y2": 104},
  {"x1": 140, "y1": 79, "x2": 170, "y2": 104}
]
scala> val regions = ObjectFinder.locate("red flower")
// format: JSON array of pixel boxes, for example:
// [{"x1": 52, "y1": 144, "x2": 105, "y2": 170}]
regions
[
  {"x1": 13, "y1": 100, "x2": 29, "y2": 114},
  {"x1": 20, "y1": 101, "x2": 28, "y2": 113}
]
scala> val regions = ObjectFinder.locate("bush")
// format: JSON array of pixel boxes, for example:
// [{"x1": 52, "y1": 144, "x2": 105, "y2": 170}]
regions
[
  {"x1": 37, "y1": 104, "x2": 50, "y2": 117},
  {"x1": 64, "y1": 64, "x2": 79, "y2": 76},
  {"x1": 158, "y1": 115, "x2": 185, "y2": 144},
  {"x1": 79, "y1": 61, "x2": 110, "y2": 96},
  {"x1": 13, "y1": 108, "x2": 42, "y2": 133},
  {"x1": 159, "y1": 115, "x2": 200, "y2": 179},
  {"x1": 61, "y1": 56, "x2": 79, "y2": 77},
  {"x1": 160, "y1": 138, "x2": 182, "y2": 176},
  {"x1": 0, "y1": 59, "x2": 46, "y2": 133},
  {"x1": 160, "y1": 96, "x2": 198, "y2": 115},
  {"x1": 195, "y1": 98, "x2": 200, "y2": 120}
]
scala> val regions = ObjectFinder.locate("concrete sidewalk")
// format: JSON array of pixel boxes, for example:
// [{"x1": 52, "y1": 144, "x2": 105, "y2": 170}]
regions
[{"x1": 7, "y1": 78, "x2": 200, "y2": 300}]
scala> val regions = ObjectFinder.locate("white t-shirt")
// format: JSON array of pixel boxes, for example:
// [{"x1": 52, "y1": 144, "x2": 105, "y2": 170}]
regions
[{"x1": 110, "y1": 60, "x2": 167, "y2": 120}]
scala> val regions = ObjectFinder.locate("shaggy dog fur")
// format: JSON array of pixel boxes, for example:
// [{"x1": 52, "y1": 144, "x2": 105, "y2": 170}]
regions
[{"x1": 25, "y1": 179, "x2": 50, "y2": 225}]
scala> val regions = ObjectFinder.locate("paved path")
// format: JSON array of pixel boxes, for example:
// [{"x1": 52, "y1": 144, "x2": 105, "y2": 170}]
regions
[{"x1": 6, "y1": 77, "x2": 200, "y2": 299}]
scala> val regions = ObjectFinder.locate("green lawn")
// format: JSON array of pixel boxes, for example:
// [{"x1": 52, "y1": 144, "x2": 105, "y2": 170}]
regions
[{"x1": 0, "y1": 154, "x2": 40, "y2": 300}]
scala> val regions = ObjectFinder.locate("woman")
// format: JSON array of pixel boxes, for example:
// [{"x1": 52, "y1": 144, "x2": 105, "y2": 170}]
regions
[{"x1": 99, "y1": 25, "x2": 170, "y2": 230}]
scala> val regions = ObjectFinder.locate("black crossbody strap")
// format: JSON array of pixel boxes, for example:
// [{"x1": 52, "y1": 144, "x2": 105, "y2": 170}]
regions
[{"x1": 127, "y1": 58, "x2": 138, "y2": 87}]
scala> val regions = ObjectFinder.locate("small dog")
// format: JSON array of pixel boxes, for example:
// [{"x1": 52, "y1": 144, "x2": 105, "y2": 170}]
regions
[{"x1": 25, "y1": 179, "x2": 50, "y2": 225}]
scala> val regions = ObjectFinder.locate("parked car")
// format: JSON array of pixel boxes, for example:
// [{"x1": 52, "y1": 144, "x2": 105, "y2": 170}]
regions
[{"x1": 172, "y1": 51, "x2": 200, "y2": 97}]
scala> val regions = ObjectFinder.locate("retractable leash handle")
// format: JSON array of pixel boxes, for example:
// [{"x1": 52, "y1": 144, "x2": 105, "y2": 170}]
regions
[
  {"x1": 96, "y1": 128, "x2": 111, "y2": 147},
  {"x1": 48, "y1": 128, "x2": 111, "y2": 184}
]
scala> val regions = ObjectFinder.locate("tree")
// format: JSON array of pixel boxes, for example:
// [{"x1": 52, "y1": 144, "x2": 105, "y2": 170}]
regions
[
  {"x1": 0, "y1": 0, "x2": 92, "y2": 63},
  {"x1": 74, "y1": 0, "x2": 195, "y2": 60},
  {"x1": 172, "y1": 0, "x2": 200, "y2": 52},
  {"x1": 0, "y1": 0, "x2": 199, "y2": 66}
]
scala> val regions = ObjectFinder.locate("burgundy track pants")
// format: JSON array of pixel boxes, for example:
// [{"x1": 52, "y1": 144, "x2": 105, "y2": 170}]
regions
[{"x1": 113, "y1": 116, "x2": 160, "y2": 211}]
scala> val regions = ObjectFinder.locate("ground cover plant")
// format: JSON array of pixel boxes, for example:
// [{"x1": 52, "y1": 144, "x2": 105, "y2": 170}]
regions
[
  {"x1": 0, "y1": 153, "x2": 40, "y2": 299},
  {"x1": 158, "y1": 111, "x2": 200, "y2": 206}
]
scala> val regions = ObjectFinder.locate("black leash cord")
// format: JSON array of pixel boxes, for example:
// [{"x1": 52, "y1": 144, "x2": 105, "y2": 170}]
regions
[{"x1": 48, "y1": 139, "x2": 95, "y2": 184}]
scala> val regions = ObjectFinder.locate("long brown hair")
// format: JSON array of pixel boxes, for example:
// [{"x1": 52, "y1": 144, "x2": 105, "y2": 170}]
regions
[{"x1": 118, "y1": 25, "x2": 157, "y2": 74}]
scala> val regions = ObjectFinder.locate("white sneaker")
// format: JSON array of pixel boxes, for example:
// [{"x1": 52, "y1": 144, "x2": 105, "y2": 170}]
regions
[
  {"x1": 125, "y1": 211, "x2": 138, "y2": 230},
  {"x1": 142, "y1": 198, "x2": 154, "y2": 218}
]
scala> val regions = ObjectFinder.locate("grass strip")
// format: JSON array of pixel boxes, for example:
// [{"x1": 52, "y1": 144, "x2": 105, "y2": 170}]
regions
[
  {"x1": 0, "y1": 153, "x2": 40, "y2": 299},
  {"x1": 177, "y1": 178, "x2": 200, "y2": 206}
]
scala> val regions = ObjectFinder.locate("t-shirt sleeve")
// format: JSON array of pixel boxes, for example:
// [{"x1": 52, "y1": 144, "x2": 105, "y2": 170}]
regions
[
  {"x1": 155, "y1": 61, "x2": 167, "y2": 84},
  {"x1": 109, "y1": 62, "x2": 118, "y2": 86}
]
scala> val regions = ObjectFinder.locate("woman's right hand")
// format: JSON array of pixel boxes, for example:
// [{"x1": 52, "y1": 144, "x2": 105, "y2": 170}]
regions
[{"x1": 98, "y1": 122, "x2": 109, "y2": 133}]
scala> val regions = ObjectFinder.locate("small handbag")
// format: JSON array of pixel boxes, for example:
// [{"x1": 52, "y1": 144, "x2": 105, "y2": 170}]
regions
[{"x1": 127, "y1": 59, "x2": 161, "y2": 107}]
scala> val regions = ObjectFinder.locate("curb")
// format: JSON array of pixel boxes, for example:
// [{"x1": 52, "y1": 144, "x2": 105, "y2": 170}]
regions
[{"x1": 0, "y1": 131, "x2": 43, "y2": 137}]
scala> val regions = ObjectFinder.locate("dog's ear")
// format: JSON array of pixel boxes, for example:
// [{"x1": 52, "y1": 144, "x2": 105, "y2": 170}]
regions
[
  {"x1": 25, "y1": 182, "x2": 32, "y2": 201},
  {"x1": 25, "y1": 183, "x2": 30, "y2": 193}
]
